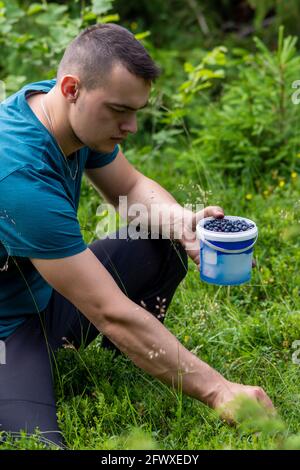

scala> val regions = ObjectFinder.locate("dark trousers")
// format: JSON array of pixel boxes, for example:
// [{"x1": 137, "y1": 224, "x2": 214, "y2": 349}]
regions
[{"x1": 0, "y1": 229, "x2": 188, "y2": 447}]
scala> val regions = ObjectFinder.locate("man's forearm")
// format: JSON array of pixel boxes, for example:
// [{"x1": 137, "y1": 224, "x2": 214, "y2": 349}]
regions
[
  {"x1": 97, "y1": 297, "x2": 226, "y2": 407},
  {"x1": 120, "y1": 174, "x2": 192, "y2": 241},
  {"x1": 97, "y1": 175, "x2": 226, "y2": 403}
]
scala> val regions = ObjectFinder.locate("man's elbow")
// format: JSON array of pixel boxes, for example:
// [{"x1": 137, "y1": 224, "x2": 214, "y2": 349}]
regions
[{"x1": 83, "y1": 295, "x2": 132, "y2": 338}]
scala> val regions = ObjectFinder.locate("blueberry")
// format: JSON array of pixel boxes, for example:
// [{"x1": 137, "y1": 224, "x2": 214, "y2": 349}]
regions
[{"x1": 204, "y1": 217, "x2": 254, "y2": 233}]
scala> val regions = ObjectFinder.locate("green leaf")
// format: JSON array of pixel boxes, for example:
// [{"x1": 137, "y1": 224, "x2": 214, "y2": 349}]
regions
[
  {"x1": 15, "y1": 34, "x2": 32, "y2": 45},
  {"x1": 34, "y1": 5, "x2": 68, "y2": 25},
  {"x1": 27, "y1": 3, "x2": 46, "y2": 16},
  {"x1": 195, "y1": 68, "x2": 224, "y2": 80},
  {"x1": 92, "y1": 0, "x2": 114, "y2": 16},
  {"x1": 0, "y1": 21, "x2": 12, "y2": 33},
  {"x1": 178, "y1": 80, "x2": 193, "y2": 92},
  {"x1": 83, "y1": 11, "x2": 97, "y2": 22},
  {"x1": 134, "y1": 31, "x2": 151, "y2": 41},
  {"x1": 191, "y1": 82, "x2": 212, "y2": 93},
  {"x1": 278, "y1": 25, "x2": 284, "y2": 56},
  {"x1": 2, "y1": 74, "x2": 27, "y2": 94},
  {"x1": 184, "y1": 62, "x2": 194, "y2": 73},
  {"x1": 100, "y1": 14, "x2": 119, "y2": 24}
]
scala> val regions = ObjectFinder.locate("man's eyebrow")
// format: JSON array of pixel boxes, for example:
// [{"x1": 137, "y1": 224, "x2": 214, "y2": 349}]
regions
[{"x1": 108, "y1": 101, "x2": 149, "y2": 111}]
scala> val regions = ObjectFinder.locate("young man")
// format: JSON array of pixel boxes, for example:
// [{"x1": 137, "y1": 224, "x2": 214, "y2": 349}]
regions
[{"x1": 0, "y1": 23, "x2": 273, "y2": 447}]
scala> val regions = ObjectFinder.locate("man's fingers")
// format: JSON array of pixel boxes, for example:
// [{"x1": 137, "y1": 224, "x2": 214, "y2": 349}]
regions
[
  {"x1": 185, "y1": 247, "x2": 200, "y2": 267},
  {"x1": 195, "y1": 206, "x2": 224, "y2": 226},
  {"x1": 203, "y1": 205, "x2": 224, "y2": 219},
  {"x1": 254, "y1": 387, "x2": 275, "y2": 411},
  {"x1": 217, "y1": 389, "x2": 275, "y2": 427}
]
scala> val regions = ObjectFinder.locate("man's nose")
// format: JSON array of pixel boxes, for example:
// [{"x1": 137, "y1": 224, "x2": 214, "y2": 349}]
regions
[{"x1": 120, "y1": 114, "x2": 138, "y2": 134}]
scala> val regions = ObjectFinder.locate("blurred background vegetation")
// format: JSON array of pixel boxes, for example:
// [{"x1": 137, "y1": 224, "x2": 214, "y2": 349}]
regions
[
  {"x1": 0, "y1": 0, "x2": 300, "y2": 192},
  {"x1": 1, "y1": 0, "x2": 300, "y2": 192}
]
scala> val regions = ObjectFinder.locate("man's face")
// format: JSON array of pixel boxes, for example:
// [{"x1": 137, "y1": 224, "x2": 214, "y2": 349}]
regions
[{"x1": 69, "y1": 63, "x2": 151, "y2": 153}]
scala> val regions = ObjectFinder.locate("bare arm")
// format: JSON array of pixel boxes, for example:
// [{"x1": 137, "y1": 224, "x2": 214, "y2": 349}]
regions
[
  {"x1": 85, "y1": 151, "x2": 224, "y2": 266},
  {"x1": 85, "y1": 150, "x2": 193, "y2": 239},
  {"x1": 30, "y1": 249, "x2": 274, "y2": 416},
  {"x1": 31, "y1": 249, "x2": 224, "y2": 403}
]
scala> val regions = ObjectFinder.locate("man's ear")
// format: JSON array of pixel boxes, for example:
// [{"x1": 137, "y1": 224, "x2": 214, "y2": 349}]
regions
[{"x1": 60, "y1": 75, "x2": 80, "y2": 102}]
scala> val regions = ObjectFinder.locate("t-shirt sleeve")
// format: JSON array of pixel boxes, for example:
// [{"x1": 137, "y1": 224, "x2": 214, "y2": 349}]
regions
[
  {"x1": 0, "y1": 168, "x2": 87, "y2": 259},
  {"x1": 84, "y1": 145, "x2": 119, "y2": 169}
]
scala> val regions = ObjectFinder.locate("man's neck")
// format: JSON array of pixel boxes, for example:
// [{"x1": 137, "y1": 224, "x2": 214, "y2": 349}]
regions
[{"x1": 26, "y1": 88, "x2": 83, "y2": 157}]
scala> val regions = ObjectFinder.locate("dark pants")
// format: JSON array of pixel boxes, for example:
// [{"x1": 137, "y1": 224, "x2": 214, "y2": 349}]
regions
[{"x1": 0, "y1": 229, "x2": 188, "y2": 447}]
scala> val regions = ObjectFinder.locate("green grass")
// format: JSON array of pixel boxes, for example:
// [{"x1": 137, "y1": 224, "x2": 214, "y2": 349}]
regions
[{"x1": 67, "y1": 173, "x2": 300, "y2": 450}]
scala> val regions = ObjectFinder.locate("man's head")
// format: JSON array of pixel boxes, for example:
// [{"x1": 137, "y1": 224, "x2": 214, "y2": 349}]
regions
[
  {"x1": 57, "y1": 23, "x2": 160, "y2": 89},
  {"x1": 54, "y1": 24, "x2": 160, "y2": 153}
]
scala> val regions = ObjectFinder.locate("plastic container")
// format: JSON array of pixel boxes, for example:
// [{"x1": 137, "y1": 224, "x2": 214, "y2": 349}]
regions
[{"x1": 196, "y1": 216, "x2": 258, "y2": 286}]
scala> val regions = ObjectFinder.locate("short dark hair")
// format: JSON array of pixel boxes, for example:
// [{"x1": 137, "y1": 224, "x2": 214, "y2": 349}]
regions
[{"x1": 57, "y1": 23, "x2": 161, "y2": 88}]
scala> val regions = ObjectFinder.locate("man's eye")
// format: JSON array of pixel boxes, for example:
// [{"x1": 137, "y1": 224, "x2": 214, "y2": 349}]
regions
[{"x1": 112, "y1": 108, "x2": 126, "y2": 113}]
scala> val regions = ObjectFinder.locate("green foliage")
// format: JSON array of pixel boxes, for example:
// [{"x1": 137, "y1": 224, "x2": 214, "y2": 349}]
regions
[
  {"x1": 143, "y1": 28, "x2": 300, "y2": 188},
  {"x1": 248, "y1": 0, "x2": 300, "y2": 38},
  {"x1": 0, "y1": 431, "x2": 60, "y2": 449},
  {"x1": 0, "y1": 0, "x2": 119, "y2": 91},
  {"x1": 168, "y1": 46, "x2": 228, "y2": 118},
  {"x1": 114, "y1": 0, "x2": 300, "y2": 49}
]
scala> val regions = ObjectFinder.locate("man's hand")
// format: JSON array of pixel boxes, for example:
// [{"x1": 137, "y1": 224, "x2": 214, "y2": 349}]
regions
[
  {"x1": 210, "y1": 379, "x2": 275, "y2": 424},
  {"x1": 179, "y1": 205, "x2": 224, "y2": 269}
]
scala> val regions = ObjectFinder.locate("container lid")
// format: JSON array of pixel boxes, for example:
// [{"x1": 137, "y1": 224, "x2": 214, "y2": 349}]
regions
[{"x1": 196, "y1": 216, "x2": 258, "y2": 242}]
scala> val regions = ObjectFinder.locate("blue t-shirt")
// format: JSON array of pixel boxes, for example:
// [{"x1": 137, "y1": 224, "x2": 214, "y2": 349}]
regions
[{"x1": 0, "y1": 79, "x2": 119, "y2": 339}]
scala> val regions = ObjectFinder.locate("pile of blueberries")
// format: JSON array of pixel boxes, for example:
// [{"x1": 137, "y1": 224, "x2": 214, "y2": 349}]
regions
[{"x1": 204, "y1": 217, "x2": 255, "y2": 233}]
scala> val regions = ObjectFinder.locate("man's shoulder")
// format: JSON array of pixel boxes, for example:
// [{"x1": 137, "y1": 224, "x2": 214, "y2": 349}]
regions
[
  {"x1": 3, "y1": 78, "x2": 56, "y2": 104},
  {"x1": 21, "y1": 78, "x2": 57, "y2": 95},
  {"x1": 0, "y1": 79, "x2": 57, "y2": 183},
  {"x1": 0, "y1": 164, "x2": 86, "y2": 259}
]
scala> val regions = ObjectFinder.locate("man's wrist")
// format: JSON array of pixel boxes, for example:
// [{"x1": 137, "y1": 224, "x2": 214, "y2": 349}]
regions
[{"x1": 192, "y1": 364, "x2": 228, "y2": 408}]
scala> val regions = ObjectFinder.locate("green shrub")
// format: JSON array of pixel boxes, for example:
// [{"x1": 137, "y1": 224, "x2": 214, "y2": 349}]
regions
[{"x1": 147, "y1": 28, "x2": 300, "y2": 188}]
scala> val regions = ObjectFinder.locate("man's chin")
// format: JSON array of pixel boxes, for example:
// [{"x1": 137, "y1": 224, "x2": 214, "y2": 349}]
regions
[{"x1": 91, "y1": 141, "x2": 117, "y2": 154}]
